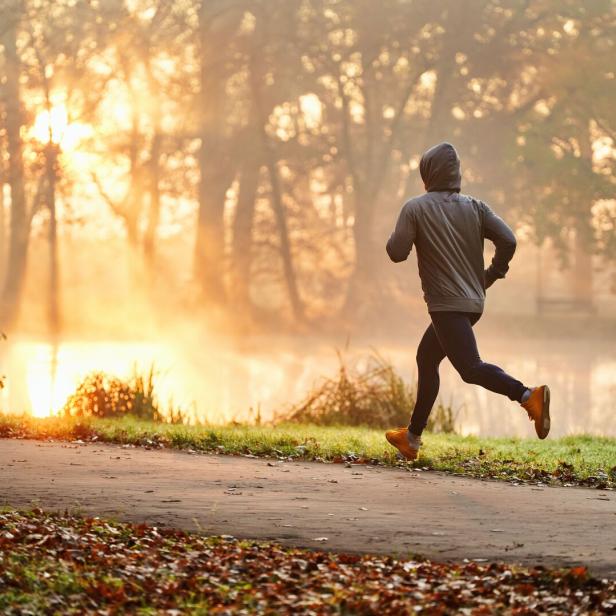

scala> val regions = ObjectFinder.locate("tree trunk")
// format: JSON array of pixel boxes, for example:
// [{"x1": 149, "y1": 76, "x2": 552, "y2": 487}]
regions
[
  {"x1": 142, "y1": 48, "x2": 163, "y2": 272},
  {"x1": 571, "y1": 120, "x2": 594, "y2": 308},
  {"x1": 1, "y1": 12, "x2": 29, "y2": 331},
  {"x1": 571, "y1": 232, "x2": 593, "y2": 306},
  {"x1": 143, "y1": 131, "x2": 161, "y2": 269},
  {"x1": 0, "y1": 158, "x2": 6, "y2": 283},
  {"x1": 46, "y1": 141, "x2": 60, "y2": 340},
  {"x1": 125, "y1": 105, "x2": 142, "y2": 250},
  {"x1": 193, "y1": 0, "x2": 237, "y2": 302},
  {"x1": 248, "y1": 51, "x2": 304, "y2": 321},
  {"x1": 340, "y1": 192, "x2": 378, "y2": 317},
  {"x1": 194, "y1": 144, "x2": 230, "y2": 301},
  {"x1": 263, "y1": 148, "x2": 303, "y2": 321},
  {"x1": 231, "y1": 156, "x2": 259, "y2": 308}
]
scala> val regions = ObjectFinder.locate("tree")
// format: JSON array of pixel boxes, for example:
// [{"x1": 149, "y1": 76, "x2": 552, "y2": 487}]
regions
[
  {"x1": 1, "y1": 2, "x2": 30, "y2": 331},
  {"x1": 506, "y1": 2, "x2": 616, "y2": 304},
  {"x1": 193, "y1": 0, "x2": 242, "y2": 303}
]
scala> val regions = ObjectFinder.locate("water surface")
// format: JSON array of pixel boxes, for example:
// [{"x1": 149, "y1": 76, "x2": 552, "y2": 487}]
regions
[{"x1": 1, "y1": 334, "x2": 614, "y2": 438}]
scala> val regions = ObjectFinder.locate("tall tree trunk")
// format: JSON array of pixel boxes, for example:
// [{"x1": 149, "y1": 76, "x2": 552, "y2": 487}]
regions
[
  {"x1": 142, "y1": 47, "x2": 163, "y2": 271},
  {"x1": 263, "y1": 145, "x2": 303, "y2": 321},
  {"x1": 143, "y1": 131, "x2": 161, "y2": 269},
  {"x1": 125, "y1": 105, "x2": 142, "y2": 250},
  {"x1": 572, "y1": 233, "x2": 593, "y2": 307},
  {"x1": 248, "y1": 52, "x2": 304, "y2": 321},
  {"x1": 1, "y1": 11, "x2": 29, "y2": 331},
  {"x1": 340, "y1": 192, "x2": 378, "y2": 317},
  {"x1": 46, "y1": 141, "x2": 60, "y2": 340},
  {"x1": 571, "y1": 120, "x2": 594, "y2": 308},
  {"x1": 0, "y1": 159, "x2": 6, "y2": 283},
  {"x1": 193, "y1": 0, "x2": 237, "y2": 302},
  {"x1": 39, "y1": 50, "x2": 61, "y2": 341},
  {"x1": 231, "y1": 155, "x2": 259, "y2": 308},
  {"x1": 194, "y1": 142, "x2": 230, "y2": 301}
]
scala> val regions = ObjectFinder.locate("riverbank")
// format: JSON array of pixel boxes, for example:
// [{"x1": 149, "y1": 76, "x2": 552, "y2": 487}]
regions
[{"x1": 1, "y1": 415, "x2": 614, "y2": 488}]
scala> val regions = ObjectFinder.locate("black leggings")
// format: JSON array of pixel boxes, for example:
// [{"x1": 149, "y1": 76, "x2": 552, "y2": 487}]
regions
[{"x1": 408, "y1": 311, "x2": 528, "y2": 436}]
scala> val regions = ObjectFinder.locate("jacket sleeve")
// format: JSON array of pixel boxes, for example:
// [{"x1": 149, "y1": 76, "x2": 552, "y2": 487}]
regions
[
  {"x1": 386, "y1": 201, "x2": 416, "y2": 263},
  {"x1": 481, "y1": 201, "x2": 517, "y2": 287}
]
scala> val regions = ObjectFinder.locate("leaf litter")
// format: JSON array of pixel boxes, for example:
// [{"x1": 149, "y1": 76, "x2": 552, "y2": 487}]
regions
[{"x1": 0, "y1": 509, "x2": 615, "y2": 614}]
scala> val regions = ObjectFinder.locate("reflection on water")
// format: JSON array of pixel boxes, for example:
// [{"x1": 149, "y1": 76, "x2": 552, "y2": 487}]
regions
[{"x1": 0, "y1": 336, "x2": 614, "y2": 437}]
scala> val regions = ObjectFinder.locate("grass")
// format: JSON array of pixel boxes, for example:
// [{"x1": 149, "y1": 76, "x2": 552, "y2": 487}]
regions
[{"x1": 1, "y1": 414, "x2": 615, "y2": 488}]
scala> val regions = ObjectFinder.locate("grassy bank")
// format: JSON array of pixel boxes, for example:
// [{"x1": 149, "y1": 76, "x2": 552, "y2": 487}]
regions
[
  {"x1": 2, "y1": 509, "x2": 613, "y2": 614},
  {"x1": 1, "y1": 414, "x2": 615, "y2": 488}
]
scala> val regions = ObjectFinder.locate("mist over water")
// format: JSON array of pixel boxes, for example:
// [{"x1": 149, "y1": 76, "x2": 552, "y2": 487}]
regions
[{"x1": 2, "y1": 322, "x2": 614, "y2": 437}]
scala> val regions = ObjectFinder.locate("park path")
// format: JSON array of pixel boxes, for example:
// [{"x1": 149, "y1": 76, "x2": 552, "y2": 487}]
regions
[{"x1": 1, "y1": 439, "x2": 615, "y2": 577}]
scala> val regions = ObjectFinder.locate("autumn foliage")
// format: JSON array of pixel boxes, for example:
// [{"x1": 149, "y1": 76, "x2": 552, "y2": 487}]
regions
[{"x1": 0, "y1": 509, "x2": 614, "y2": 614}]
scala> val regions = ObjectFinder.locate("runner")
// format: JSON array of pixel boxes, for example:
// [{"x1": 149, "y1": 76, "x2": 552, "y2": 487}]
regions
[{"x1": 385, "y1": 142, "x2": 550, "y2": 461}]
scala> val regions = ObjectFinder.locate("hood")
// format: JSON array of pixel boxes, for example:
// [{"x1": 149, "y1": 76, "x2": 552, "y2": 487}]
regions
[{"x1": 419, "y1": 142, "x2": 461, "y2": 192}]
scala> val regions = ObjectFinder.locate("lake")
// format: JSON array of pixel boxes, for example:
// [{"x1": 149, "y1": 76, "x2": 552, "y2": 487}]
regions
[{"x1": 1, "y1": 331, "x2": 614, "y2": 438}]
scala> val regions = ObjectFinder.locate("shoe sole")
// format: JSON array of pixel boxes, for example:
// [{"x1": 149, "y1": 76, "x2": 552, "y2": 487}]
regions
[{"x1": 538, "y1": 385, "x2": 551, "y2": 439}]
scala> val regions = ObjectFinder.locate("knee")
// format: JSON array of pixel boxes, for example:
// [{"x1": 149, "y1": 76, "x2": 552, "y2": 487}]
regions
[
  {"x1": 458, "y1": 363, "x2": 480, "y2": 384},
  {"x1": 416, "y1": 349, "x2": 440, "y2": 372}
]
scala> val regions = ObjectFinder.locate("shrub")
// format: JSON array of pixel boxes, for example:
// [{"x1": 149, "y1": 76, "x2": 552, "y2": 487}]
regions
[
  {"x1": 62, "y1": 366, "x2": 184, "y2": 423},
  {"x1": 280, "y1": 350, "x2": 457, "y2": 432}
]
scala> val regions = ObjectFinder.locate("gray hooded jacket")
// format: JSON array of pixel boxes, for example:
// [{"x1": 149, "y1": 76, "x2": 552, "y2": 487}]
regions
[{"x1": 386, "y1": 142, "x2": 516, "y2": 314}]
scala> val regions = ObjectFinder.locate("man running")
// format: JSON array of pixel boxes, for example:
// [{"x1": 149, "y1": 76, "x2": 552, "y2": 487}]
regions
[{"x1": 385, "y1": 142, "x2": 550, "y2": 461}]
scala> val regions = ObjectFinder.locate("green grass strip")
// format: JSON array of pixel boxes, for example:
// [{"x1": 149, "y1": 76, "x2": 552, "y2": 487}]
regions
[{"x1": 1, "y1": 414, "x2": 615, "y2": 488}]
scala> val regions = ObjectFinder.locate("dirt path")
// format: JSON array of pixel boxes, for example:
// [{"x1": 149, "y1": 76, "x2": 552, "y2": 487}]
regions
[{"x1": 1, "y1": 439, "x2": 615, "y2": 577}]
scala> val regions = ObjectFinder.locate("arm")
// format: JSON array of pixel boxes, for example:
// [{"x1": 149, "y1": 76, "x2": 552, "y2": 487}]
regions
[
  {"x1": 482, "y1": 202, "x2": 517, "y2": 288},
  {"x1": 386, "y1": 201, "x2": 416, "y2": 263}
]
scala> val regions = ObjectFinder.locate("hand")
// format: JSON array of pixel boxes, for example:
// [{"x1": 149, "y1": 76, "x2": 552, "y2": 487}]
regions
[{"x1": 484, "y1": 269, "x2": 496, "y2": 290}]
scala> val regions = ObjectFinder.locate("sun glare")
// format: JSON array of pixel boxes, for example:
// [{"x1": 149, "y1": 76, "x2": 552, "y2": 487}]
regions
[
  {"x1": 31, "y1": 103, "x2": 92, "y2": 150},
  {"x1": 299, "y1": 93, "x2": 322, "y2": 129},
  {"x1": 25, "y1": 344, "x2": 74, "y2": 418}
]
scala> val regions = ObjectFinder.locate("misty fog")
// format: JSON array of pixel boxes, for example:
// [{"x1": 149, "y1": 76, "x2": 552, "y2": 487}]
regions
[{"x1": 0, "y1": 0, "x2": 614, "y2": 436}]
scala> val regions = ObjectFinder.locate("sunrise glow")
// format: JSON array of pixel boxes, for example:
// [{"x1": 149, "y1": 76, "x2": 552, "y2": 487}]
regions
[{"x1": 30, "y1": 103, "x2": 93, "y2": 150}]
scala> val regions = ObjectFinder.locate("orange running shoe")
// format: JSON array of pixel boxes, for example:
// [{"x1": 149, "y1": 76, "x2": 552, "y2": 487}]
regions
[
  {"x1": 521, "y1": 385, "x2": 551, "y2": 439},
  {"x1": 385, "y1": 428, "x2": 420, "y2": 460}
]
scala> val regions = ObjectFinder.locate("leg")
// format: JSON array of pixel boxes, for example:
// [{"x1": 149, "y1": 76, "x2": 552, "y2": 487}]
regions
[
  {"x1": 430, "y1": 311, "x2": 528, "y2": 402},
  {"x1": 408, "y1": 322, "x2": 446, "y2": 436}
]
